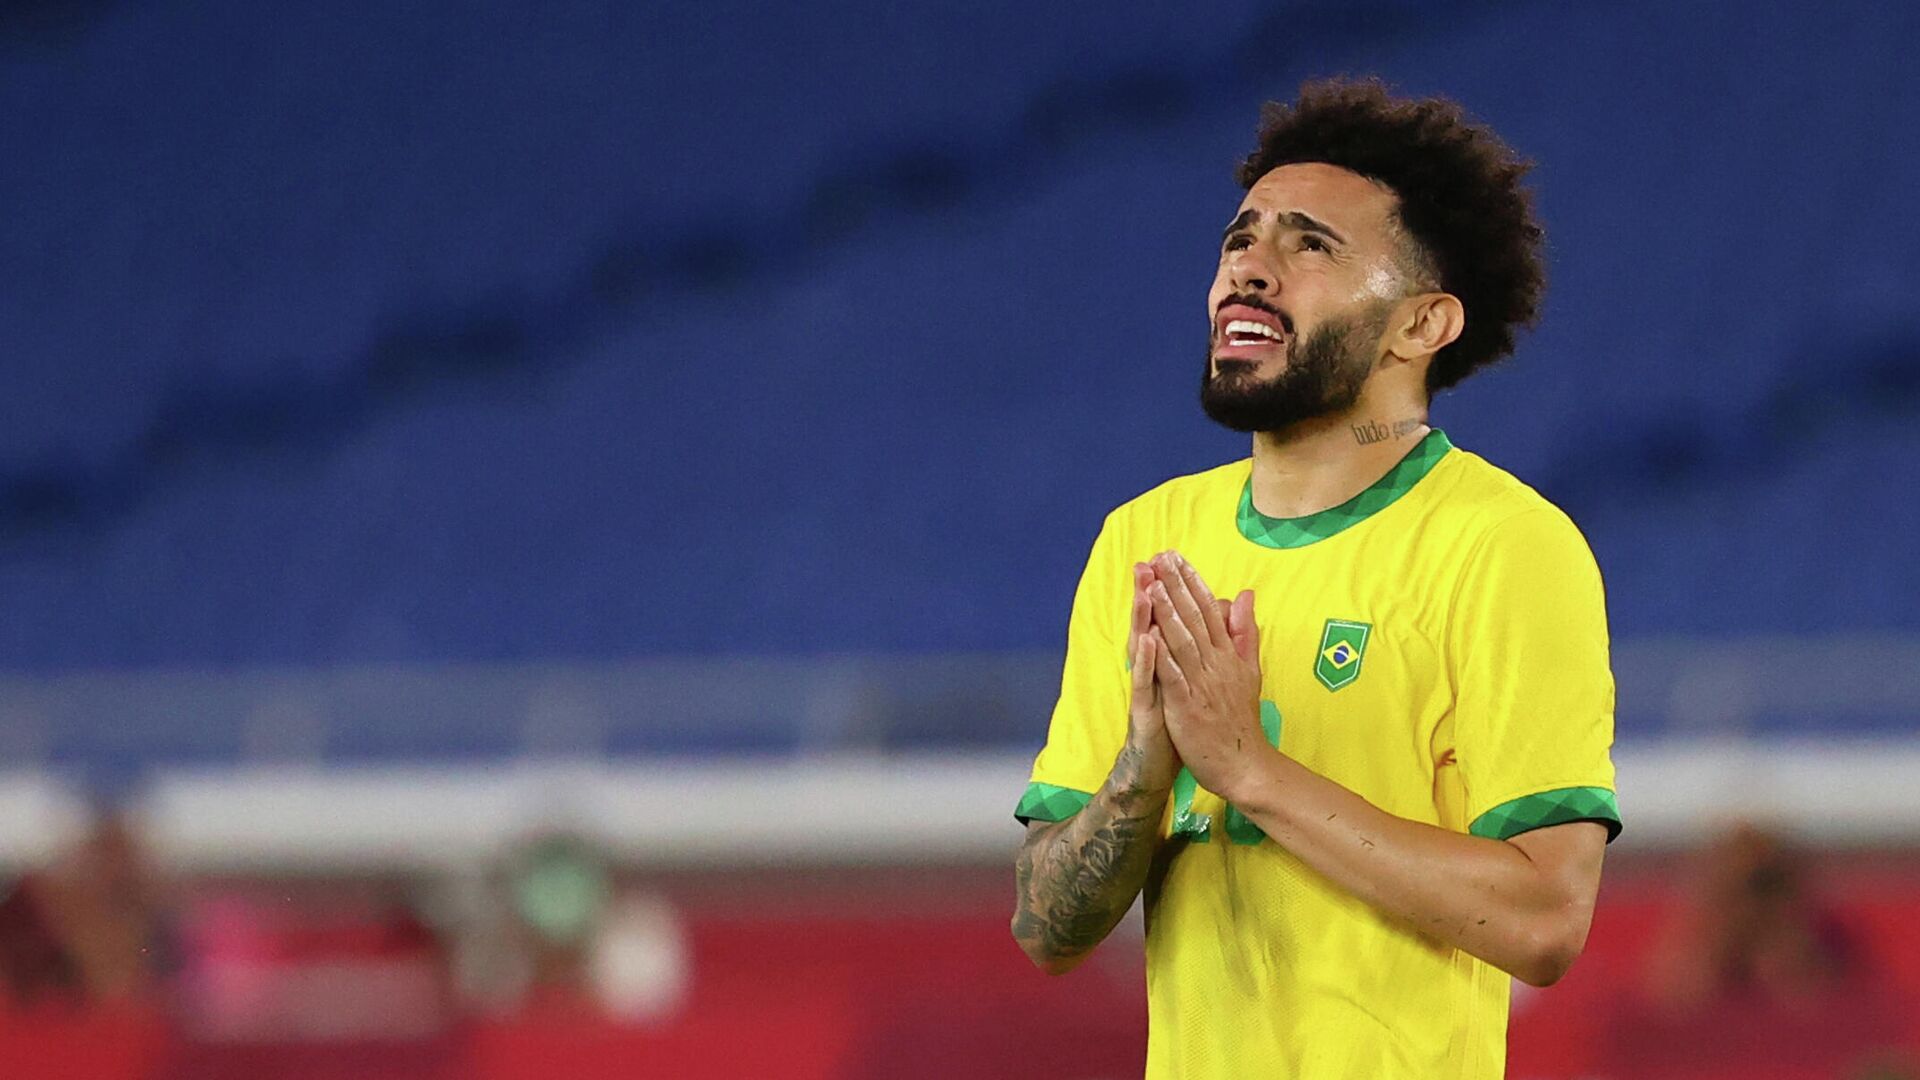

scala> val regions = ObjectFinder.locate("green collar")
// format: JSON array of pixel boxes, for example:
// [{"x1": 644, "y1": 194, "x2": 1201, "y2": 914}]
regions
[{"x1": 1236, "y1": 429, "x2": 1453, "y2": 549}]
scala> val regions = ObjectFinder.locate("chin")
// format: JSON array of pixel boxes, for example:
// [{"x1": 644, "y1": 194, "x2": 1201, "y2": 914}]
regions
[{"x1": 1210, "y1": 359, "x2": 1275, "y2": 386}]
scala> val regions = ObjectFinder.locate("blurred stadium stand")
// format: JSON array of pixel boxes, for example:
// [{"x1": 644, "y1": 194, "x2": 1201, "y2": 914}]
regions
[
  {"x1": 2, "y1": 0, "x2": 1917, "y2": 678},
  {"x1": 3, "y1": 0, "x2": 1919, "y2": 1077}
]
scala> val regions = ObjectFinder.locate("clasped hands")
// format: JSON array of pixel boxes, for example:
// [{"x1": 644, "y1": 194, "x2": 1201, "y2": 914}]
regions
[{"x1": 1127, "y1": 550, "x2": 1268, "y2": 801}]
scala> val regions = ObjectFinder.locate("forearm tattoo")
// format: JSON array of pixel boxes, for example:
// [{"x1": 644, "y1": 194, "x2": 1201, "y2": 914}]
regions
[{"x1": 1013, "y1": 745, "x2": 1170, "y2": 965}]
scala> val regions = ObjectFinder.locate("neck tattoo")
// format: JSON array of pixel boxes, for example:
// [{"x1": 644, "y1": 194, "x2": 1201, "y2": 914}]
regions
[{"x1": 1350, "y1": 417, "x2": 1425, "y2": 446}]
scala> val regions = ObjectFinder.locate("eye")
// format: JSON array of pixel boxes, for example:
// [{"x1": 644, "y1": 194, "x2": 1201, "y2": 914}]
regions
[
  {"x1": 1223, "y1": 234, "x2": 1252, "y2": 252},
  {"x1": 1298, "y1": 234, "x2": 1331, "y2": 253}
]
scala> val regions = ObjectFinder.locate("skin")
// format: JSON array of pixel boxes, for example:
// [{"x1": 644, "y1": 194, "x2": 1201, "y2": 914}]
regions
[
  {"x1": 1013, "y1": 162, "x2": 1607, "y2": 988},
  {"x1": 1011, "y1": 563, "x2": 1180, "y2": 975},
  {"x1": 1211, "y1": 162, "x2": 1463, "y2": 516}
]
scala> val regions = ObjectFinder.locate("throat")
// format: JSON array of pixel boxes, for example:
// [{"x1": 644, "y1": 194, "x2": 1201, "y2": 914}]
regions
[{"x1": 1247, "y1": 417, "x2": 1431, "y2": 519}]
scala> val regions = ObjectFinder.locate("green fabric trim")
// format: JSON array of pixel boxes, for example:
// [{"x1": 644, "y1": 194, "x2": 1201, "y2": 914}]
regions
[
  {"x1": 1236, "y1": 429, "x2": 1453, "y2": 549},
  {"x1": 1470, "y1": 786, "x2": 1623, "y2": 843},
  {"x1": 1015, "y1": 782, "x2": 1094, "y2": 824}
]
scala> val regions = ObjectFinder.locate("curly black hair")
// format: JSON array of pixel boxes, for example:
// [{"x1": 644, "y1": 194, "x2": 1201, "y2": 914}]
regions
[{"x1": 1237, "y1": 78, "x2": 1545, "y2": 393}]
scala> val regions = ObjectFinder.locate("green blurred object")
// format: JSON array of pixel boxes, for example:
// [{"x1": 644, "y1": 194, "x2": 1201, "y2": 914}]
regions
[{"x1": 511, "y1": 836, "x2": 610, "y2": 945}]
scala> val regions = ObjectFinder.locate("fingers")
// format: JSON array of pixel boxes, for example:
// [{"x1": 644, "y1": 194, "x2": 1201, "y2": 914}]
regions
[
  {"x1": 1145, "y1": 576, "x2": 1202, "y2": 670},
  {"x1": 1129, "y1": 563, "x2": 1154, "y2": 654},
  {"x1": 1130, "y1": 620, "x2": 1156, "y2": 704},
  {"x1": 1150, "y1": 551, "x2": 1224, "y2": 653},
  {"x1": 1147, "y1": 626, "x2": 1187, "y2": 695},
  {"x1": 1173, "y1": 553, "x2": 1231, "y2": 648}
]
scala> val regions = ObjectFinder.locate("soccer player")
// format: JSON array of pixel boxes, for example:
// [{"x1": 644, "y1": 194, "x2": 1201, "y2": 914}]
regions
[{"x1": 1011, "y1": 79, "x2": 1620, "y2": 1078}]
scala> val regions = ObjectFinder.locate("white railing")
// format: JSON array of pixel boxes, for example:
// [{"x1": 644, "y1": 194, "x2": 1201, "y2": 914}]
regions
[
  {"x1": 1, "y1": 637, "x2": 1916, "y2": 871},
  {"x1": 8, "y1": 739, "x2": 1920, "y2": 872}
]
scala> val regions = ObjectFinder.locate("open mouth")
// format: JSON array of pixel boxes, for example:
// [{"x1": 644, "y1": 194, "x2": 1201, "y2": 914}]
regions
[{"x1": 1213, "y1": 302, "x2": 1291, "y2": 359}]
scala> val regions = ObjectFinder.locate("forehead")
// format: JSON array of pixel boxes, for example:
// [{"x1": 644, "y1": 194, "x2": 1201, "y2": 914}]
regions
[{"x1": 1236, "y1": 162, "x2": 1399, "y2": 241}]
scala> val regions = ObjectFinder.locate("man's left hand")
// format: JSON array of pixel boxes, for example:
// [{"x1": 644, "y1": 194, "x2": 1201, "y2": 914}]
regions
[{"x1": 1143, "y1": 551, "x2": 1268, "y2": 801}]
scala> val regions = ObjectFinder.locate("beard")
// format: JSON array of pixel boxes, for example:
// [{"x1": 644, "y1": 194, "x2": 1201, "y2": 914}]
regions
[{"x1": 1199, "y1": 304, "x2": 1390, "y2": 434}]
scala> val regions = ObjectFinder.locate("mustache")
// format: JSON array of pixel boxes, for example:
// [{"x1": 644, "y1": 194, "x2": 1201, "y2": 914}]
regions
[{"x1": 1215, "y1": 293, "x2": 1294, "y2": 336}]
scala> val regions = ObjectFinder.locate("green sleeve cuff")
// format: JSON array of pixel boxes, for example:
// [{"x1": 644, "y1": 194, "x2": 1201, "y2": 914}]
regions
[
  {"x1": 1015, "y1": 782, "x2": 1094, "y2": 824},
  {"x1": 1470, "y1": 786, "x2": 1622, "y2": 843}
]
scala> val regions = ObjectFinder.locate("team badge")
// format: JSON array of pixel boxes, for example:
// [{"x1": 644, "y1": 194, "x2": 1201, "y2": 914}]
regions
[{"x1": 1314, "y1": 619, "x2": 1372, "y2": 691}]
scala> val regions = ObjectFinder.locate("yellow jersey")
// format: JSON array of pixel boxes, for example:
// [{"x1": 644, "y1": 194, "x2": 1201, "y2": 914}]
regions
[{"x1": 1017, "y1": 430, "x2": 1620, "y2": 1080}]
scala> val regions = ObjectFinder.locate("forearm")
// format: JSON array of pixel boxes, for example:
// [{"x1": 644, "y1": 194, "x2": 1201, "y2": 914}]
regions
[
  {"x1": 1012, "y1": 742, "x2": 1172, "y2": 974},
  {"x1": 1221, "y1": 752, "x2": 1596, "y2": 986}
]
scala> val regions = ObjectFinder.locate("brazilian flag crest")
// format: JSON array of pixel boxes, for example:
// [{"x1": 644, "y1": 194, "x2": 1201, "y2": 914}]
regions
[{"x1": 1314, "y1": 619, "x2": 1372, "y2": 691}]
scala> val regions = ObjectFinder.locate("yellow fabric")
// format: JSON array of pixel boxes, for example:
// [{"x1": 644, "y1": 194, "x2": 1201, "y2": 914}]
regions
[{"x1": 1023, "y1": 440, "x2": 1617, "y2": 1079}]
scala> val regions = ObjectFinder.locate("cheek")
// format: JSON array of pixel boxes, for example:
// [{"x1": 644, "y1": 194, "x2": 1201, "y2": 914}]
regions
[
  {"x1": 1348, "y1": 263, "x2": 1399, "y2": 304},
  {"x1": 1206, "y1": 271, "x2": 1232, "y2": 317}
]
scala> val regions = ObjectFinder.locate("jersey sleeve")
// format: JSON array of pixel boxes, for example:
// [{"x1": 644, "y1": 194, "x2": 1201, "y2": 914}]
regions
[
  {"x1": 1015, "y1": 512, "x2": 1134, "y2": 824},
  {"x1": 1448, "y1": 507, "x2": 1622, "y2": 842}
]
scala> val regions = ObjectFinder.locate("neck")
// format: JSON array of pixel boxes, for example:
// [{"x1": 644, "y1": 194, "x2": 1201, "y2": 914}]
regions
[{"x1": 1248, "y1": 409, "x2": 1431, "y2": 519}]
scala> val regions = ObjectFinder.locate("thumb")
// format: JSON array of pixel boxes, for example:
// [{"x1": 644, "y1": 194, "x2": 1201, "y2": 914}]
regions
[
  {"x1": 1129, "y1": 566, "x2": 1152, "y2": 650},
  {"x1": 1229, "y1": 590, "x2": 1259, "y2": 662},
  {"x1": 1130, "y1": 621, "x2": 1155, "y2": 701}
]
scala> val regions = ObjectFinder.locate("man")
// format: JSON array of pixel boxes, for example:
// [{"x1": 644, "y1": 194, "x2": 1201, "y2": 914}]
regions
[{"x1": 1011, "y1": 79, "x2": 1620, "y2": 1079}]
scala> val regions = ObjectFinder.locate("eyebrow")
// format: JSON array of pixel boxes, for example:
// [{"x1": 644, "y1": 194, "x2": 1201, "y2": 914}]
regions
[
  {"x1": 1220, "y1": 208, "x2": 1348, "y2": 247},
  {"x1": 1221, "y1": 209, "x2": 1260, "y2": 245}
]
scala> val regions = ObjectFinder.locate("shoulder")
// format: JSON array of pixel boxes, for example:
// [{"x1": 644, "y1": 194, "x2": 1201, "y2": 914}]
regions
[
  {"x1": 1428, "y1": 447, "x2": 1591, "y2": 555},
  {"x1": 1427, "y1": 449, "x2": 1604, "y2": 601},
  {"x1": 1103, "y1": 459, "x2": 1250, "y2": 532}
]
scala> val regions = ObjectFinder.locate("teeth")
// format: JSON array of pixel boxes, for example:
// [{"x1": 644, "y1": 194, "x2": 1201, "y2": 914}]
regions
[{"x1": 1224, "y1": 319, "x2": 1283, "y2": 341}]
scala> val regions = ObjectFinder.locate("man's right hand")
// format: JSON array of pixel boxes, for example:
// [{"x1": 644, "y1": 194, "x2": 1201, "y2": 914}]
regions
[
  {"x1": 1012, "y1": 562, "x2": 1197, "y2": 974},
  {"x1": 1125, "y1": 561, "x2": 1182, "y2": 792}
]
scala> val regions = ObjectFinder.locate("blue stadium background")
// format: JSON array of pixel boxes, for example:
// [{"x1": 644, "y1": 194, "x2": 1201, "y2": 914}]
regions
[{"x1": 3, "y1": 1, "x2": 1917, "y2": 772}]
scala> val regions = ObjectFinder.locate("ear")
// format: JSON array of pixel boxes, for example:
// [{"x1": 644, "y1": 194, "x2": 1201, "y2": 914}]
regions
[{"x1": 1386, "y1": 292, "x2": 1465, "y2": 362}]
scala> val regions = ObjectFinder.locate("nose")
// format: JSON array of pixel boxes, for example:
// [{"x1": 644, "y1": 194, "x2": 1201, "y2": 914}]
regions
[{"x1": 1228, "y1": 247, "x2": 1280, "y2": 298}]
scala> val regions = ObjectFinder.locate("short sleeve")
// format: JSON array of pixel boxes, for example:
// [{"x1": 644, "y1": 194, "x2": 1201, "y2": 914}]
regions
[
  {"x1": 1449, "y1": 508, "x2": 1622, "y2": 843},
  {"x1": 1015, "y1": 514, "x2": 1133, "y2": 824}
]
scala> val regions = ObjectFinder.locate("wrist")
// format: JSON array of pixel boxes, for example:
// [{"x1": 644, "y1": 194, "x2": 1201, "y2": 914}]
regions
[
  {"x1": 1112, "y1": 737, "x2": 1179, "y2": 799},
  {"x1": 1212, "y1": 744, "x2": 1283, "y2": 810}
]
